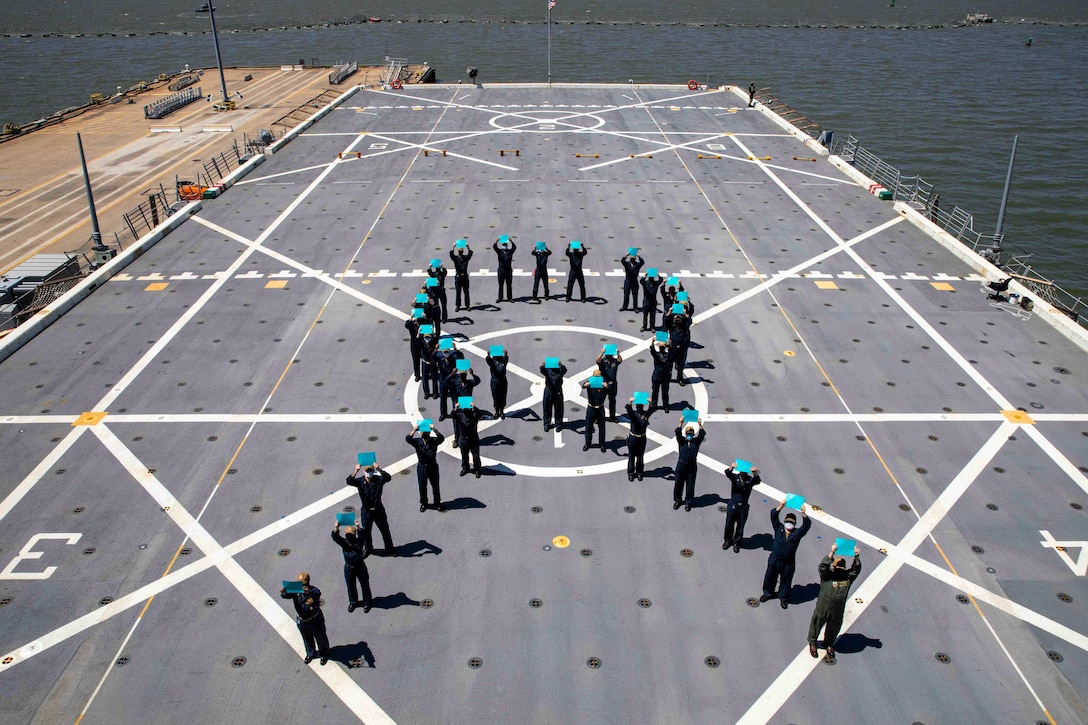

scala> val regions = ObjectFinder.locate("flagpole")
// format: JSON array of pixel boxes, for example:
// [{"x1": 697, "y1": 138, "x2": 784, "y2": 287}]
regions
[{"x1": 547, "y1": 5, "x2": 552, "y2": 86}]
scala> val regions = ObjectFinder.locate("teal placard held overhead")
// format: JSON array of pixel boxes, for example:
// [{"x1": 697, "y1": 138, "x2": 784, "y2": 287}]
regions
[
  {"x1": 588, "y1": 376, "x2": 604, "y2": 388},
  {"x1": 646, "y1": 267, "x2": 658, "y2": 277},
  {"x1": 489, "y1": 345, "x2": 505, "y2": 357},
  {"x1": 633, "y1": 391, "x2": 650, "y2": 406},
  {"x1": 412, "y1": 308, "x2": 425, "y2": 319},
  {"x1": 671, "y1": 303, "x2": 685, "y2": 314},
  {"x1": 735, "y1": 458, "x2": 753, "y2": 474},
  {"x1": 438, "y1": 338, "x2": 454, "y2": 350},
  {"x1": 536, "y1": 241, "x2": 547, "y2": 251},
  {"x1": 430, "y1": 258, "x2": 441, "y2": 268},
  {"x1": 676, "y1": 291, "x2": 689, "y2": 302},
  {"x1": 834, "y1": 538, "x2": 857, "y2": 556},
  {"x1": 498, "y1": 234, "x2": 510, "y2": 244},
  {"x1": 666, "y1": 276, "x2": 679, "y2": 287},
  {"x1": 603, "y1": 344, "x2": 617, "y2": 356},
  {"x1": 357, "y1": 451, "x2": 376, "y2": 467},
  {"x1": 283, "y1": 580, "x2": 304, "y2": 594},
  {"x1": 544, "y1": 357, "x2": 560, "y2": 369},
  {"x1": 682, "y1": 409, "x2": 699, "y2": 423},
  {"x1": 455, "y1": 239, "x2": 468, "y2": 248},
  {"x1": 419, "y1": 324, "x2": 434, "y2": 335},
  {"x1": 654, "y1": 330, "x2": 669, "y2": 343},
  {"x1": 785, "y1": 493, "x2": 806, "y2": 511},
  {"x1": 425, "y1": 278, "x2": 439, "y2": 288},
  {"x1": 336, "y1": 512, "x2": 356, "y2": 526},
  {"x1": 627, "y1": 247, "x2": 638, "y2": 256},
  {"x1": 458, "y1": 396, "x2": 473, "y2": 409},
  {"x1": 570, "y1": 240, "x2": 582, "y2": 250},
  {"x1": 455, "y1": 359, "x2": 471, "y2": 371},
  {"x1": 418, "y1": 418, "x2": 434, "y2": 432},
  {"x1": 415, "y1": 293, "x2": 429, "y2": 304}
]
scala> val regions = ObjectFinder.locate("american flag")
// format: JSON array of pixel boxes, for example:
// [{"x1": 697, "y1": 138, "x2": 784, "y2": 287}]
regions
[{"x1": 548, "y1": 0, "x2": 556, "y2": 9}]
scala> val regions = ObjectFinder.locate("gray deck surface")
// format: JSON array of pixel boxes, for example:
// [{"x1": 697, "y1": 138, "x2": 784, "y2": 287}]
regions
[{"x1": 1, "y1": 84, "x2": 1087, "y2": 725}]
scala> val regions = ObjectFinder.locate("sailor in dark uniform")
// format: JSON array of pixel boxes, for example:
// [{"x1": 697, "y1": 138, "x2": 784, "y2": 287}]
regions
[
  {"x1": 417, "y1": 285, "x2": 442, "y2": 337},
  {"x1": 446, "y1": 366, "x2": 481, "y2": 444},
  {"x1": 280, "y1": 572, "x2": 331, "y2": 665},
  {"x1": 620, "y1": 249, "x2": 644, "y2": 310},
  {"x1": 624, "y1": 397, "x2": 653, "y2": 481},
  {"x1": 404, "y1": 312, "x2": 424, "y2": 382},
  {"x1": 345, "y1": 461, "x2": 395, "y2": 556},
  {"x1": 540, "y1": 359, "x2": 567, "y2": 431},
  {"x1": 331, "y1": 523, "x2": 373, "y2": 613},
  {"x1": 493, "y1": 236, "x2": 516, "y2": 303},
  {"x1": 406, "y1": 425, "x2": 445, "y2": 512},
  {"x1": 486, "y1": 349, "x2": 509, "y2": 419},
  {"x1": 596, "y1": 347, "x2": 623, "y2": 421},
  {"x1": 581, "y1": 371, "x2": 609, "y2": 452},
  {"x1": 650, "y1": 339, "x2": 672, "y2": 411},
  {"x1": 531, "y1": 243, "x2": 552, "y2": 301},
  {"x1": 760, "y1": 501, "x2": 812, "y2": 608},
  {"x1": 564, "y1": 241, "x2": 588, "y2": 302},
  {"x1": 640, "y1": 270, "x2": 663, "y2": 331},
  {"x1": 449, "y1": 240, "x2": 473, "y2": 311},
  {"x1": 672, "y1": 417, "x2": 705, "y2": 511},
  {"x1": 419, "y1": 333, "x2": 439, "y2": 399},
  {"x1": 454, "y1": 400, "x2": 487, "y2": 477},
  {"x1": 722, "y1": 462, "x2": 760, "y2": 552},
  {"x1": 665, "y1": 303, "x2": 693, "y2": 386},
  {"x1": 427, "y1": 261, "x2": 449, "y2": 323},
  {"x1": 434, "y1": 342, "x2": 464, "y2": 421}
]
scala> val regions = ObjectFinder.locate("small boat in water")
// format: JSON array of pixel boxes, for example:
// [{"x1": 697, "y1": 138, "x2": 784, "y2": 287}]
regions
[{"x1": 368, "y1": 16, "x2": 382, "y2": 23}]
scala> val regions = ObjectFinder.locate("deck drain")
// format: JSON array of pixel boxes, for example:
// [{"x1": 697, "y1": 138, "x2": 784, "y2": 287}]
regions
[
  {"x1": 993, "y1": 466, "x2": 1005, "y2": 473},
  {"x1": 1047, "y1": 650, "x2": 1064, "y2": 662},
  {"x1": 935, "y1": 652, "x2": 950, "y2": 664},
  {"x1": 530, "y1": 598, "x2": 543, "y2": 609},
  {"x1": 955, "y1": 594, "x2": 969, "y2": 604},
  {"x1": 116, "y1": 656, "x2": 129, "y2": 667},
  {"x1": 227, "y1": 468, "x2": 237, "y2": 475},
  {"x1": 638, "y1": 598, "x2": 652, "y2": 609},
  {"x1": 204, "y1": 598, "x2": 218, "y2": 607},
  {"x1": 705, "y1": 656, "x2": 720, "y2": 668},
  {"x1": 278, "y1": 548, "x2": 291, "y2": 557},
  {"x1": 717, "y1": 505, "x2": 727, "y2": 513},
  {"x1": 250, "y1": 505, "x2": 262, "y2": 513},
  {"x1": 586, "y1": 657, "x2": 602, "y2": 670},
  {"x1": 776, "y1": 436, "x2": 787, "y2": 442},
  {"x1": 73, "y1": 506, "x2": 85, "y2": 514},
  {"x1": 312, "y1": 468, "x2": 323, "y2": 475},
  {"x1": 928, "y1": 435, "x2": 939, "y2": 441},
  {"x1": 916, "y1": 467, "x2": 928, "y2": 474},
  {"x1": 367, "y1": 435, "x2": 379, "y2": 442},
  {"x1": 971, "y1": 545, "x2": 985, "y2": 554},
  {"x1": 468, "y1": 657, "x2": 482, "y2": 669},
  {"x1": 231, "y1": 656, "x2": 247, "y2": 668},
  {"x1": 985, "y1": 567, "x2": 996, "y2": 573},
  {"x1": 856, "y1": 435, "x2": 866, "y2": 441},
  {"x1": 286, "y1": 436, "x2": 297, "y2": 442},
  {"x1": 1057, "y1": 592, "x2": 1073, "y2": 603},
  {"x1": 99, "y1": 597, "x2": 113, "y2": 606},
  {"x1": 624, "y1": 506, "x2": 636, "y2": 513},
  {"x1": 83, "y1": 547, "x2": 95, "y2": 555},
  {"x1": 532, "y1": 435, "x2": 544, "y2": 442},
  {"x1": 420, "y1": 599, "x2": 434, "y2": 609},
  {"x1": 746, "y1": 597, "x2": 760, "y2": 608},
  {"x1": 680, "y1": 549, "x2": 693, "y2": 558},
  {"x1": 1071, "y1": 502, "x2": 1083, "y2": 510},
  {"x1": 580, "y1": 549, "x2": 592, "y2": 557},
  {"x1": 898, "y1": 504, "x2": 911, "y2": 511},
  {"x1": 531, "y1": 506, "x2": 543, "y2": 513},
  {"x1": 343, "y1": 505, "x2": 354, "y2": 513},
  {"x1": 479, "y1": 549, "x2": 491, "y2": 558},
  {"x1": 180, "y1": 548, "x2": 191, "y2": 556},
  {"x1": 833, "y1": 468, "x2": 845, "y2": 475},
  {"x1": 985, "y1": 503, "x2": 999, "y2": 511}
]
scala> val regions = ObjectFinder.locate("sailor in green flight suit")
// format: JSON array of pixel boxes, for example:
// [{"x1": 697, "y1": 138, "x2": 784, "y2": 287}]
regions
[{"x1": 807, "y1": 543, "x2": 862, "y2": 663}]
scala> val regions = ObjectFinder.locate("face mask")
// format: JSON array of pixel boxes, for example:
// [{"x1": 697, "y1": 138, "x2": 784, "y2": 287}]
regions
[{"x1": 784, "y1": 522, "x2": 795, "y2": 531}]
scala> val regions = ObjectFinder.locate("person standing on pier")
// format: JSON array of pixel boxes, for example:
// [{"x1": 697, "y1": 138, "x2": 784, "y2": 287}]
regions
[
  {"x1": 807, "y1": 543, "x2": 862, "y2": 663},
  {"x1": 760, "y1": 501, "x2": 811, "y2": 609},
  {"x1": 672, "y1": 416, "x2": 705, "y2": 511},
  {"x1": 427, "y1": 259, "x2": 449, "y2": 323},
  {"x1": 650, "y1": 338, "x2": 672, "y2": 411},
  {"x1": 748, "y1": 82, "x2": 756, "y2": 107},
  {"x1": 331, "y1": 522, "x2": 373, "y2": 613},
  {"x1": 565, "y1": 240, "x2": 588, "y2": 303},
  {"x1": 596, "y1": 346, "x2": 623, "y2": 421},
  {"x1": 620, "y1": 248, "x2": 644, "y2": 311},
  {"x1": 532, "y1": 242, "x2": 552, "y2": 301},
  {"x1": 582, "y1": 372, "x2": 609, "y2": 452},
  {"x1": 540, "y1": 358, "x2": 568, "y2": 431},
  {"x1": 449, "y1": 240, "x2": 473, "y2": 312},
  {"x1": 722, "y1": 462, "x2": 760, "y2": 553},
  {"x1": 406, "y1": 424, "x2": 445, "y2": 512},
  {"x1": 345, "y1": 460, "x2": 396, "y2": 556},
  {"x1": 280, "y1": 572, "x2": 331, "y2": 665},
  {"x1": 640, "y1": 269, "x2": 663, "y2": 331},
  {"x1": 486, "y1": 347, "x2": 509, "y2": 419},
  {"x1": 493, "y1": 235, "x2": 517, "y2": 303},
  {"x1": 625, "y1": 396, "x2": 653, "y2": 481}
]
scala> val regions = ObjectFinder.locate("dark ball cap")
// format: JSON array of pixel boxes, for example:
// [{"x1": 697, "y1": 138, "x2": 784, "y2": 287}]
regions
[{"x1": 783, "y1": 512, "x2": 797, "y2": 523}]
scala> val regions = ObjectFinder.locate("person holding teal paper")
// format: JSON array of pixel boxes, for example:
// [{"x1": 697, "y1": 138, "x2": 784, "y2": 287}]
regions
[
  {"x1": 331, "y1": 521, "x2": 373, "y2": 613},
  {"x1": 346, "y1": 459, "x2": 395, "y2": 556},
  {"x1": 446, "y1": 363, "x2": 481, "y2": 442},
  {"x1": 449, "y1": 239, "x2": 473, "y2": 312},
  {"x1": 493, "y1": 236, "x2": 517, "y2": 303},
  {"x1": 404, "y1": 313, "x2": 425, "y2": 382},
  {"x1": 596, "y1": 345, "x2": 623, "y2": 421},
  {"x1": 760, "y1": 499, "x2": 811, "y2": 609},
  {"x1": 581, "y1": 371, "x2": 610, "y2": 452},
  {"x1": 280, "y1": 572, "x2": 331, "y2": 665},
  {"x1": 665, "y1": 299, "x2": 693, "y2": 386},
  {"x1": 641, "y1": 269, "x2": 663, "y2": 331},
  {"x1": 419, "y1": 331, "x2": 439, "y2": 399},
  {"x1": 624, "y1": 395, "x2": 654, "y2": 481},
  {"x1": 486, "y1": 347, "x2": 509, "y2": 419},
  {"x1": 565, "y1": 240, "x2": 589, "y2": 303},
  {"x1": 406, "y1": 424, "x2": 445, "y2": 512},
  {"x1": 455, "y1": 400, "x2": 488, "y2": 477},
  {"x1": 620, "y1": 248, "x2": 644, "y2": 311},
  {"x1": 661, "y1": 277, "x2": 685, "y2": 310},
  {"x1": 722, "y1": 461, "x2": 761, "y2": 553},
  {"x1": 416, "y1": 284, "x2": 442, "y2": 337},
  {"x1": 672, "y1": 416, "x2": 705, "y2": 511},
  {"x1": 540, "y1": 358, "x2": 568, "y2": 431},
  {"x1": 807, "y1": 542, "x2": 862, "y2": 663},
  {"x1": 531, "y1": 242, "x2": 552, "y2": 301},
  {"x1": 428, "y1": 257, "x2": 449, "y2": 322},
  {"x1": 435, "y1": 341, "x2": 465, "y2": 421},
  {"x1": 650, "y1": 338, "x2": 672, "y2": 411}
]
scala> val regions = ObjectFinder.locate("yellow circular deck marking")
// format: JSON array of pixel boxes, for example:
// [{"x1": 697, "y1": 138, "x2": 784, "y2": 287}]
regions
[
  {"x1": 361, "y1": 279, "x2": 371, "y2": 284},
  {"x1": 548, "y1": 278, "x2": 557, "y2": 283},
  {"x1": 552, "y1": 535, "x2": 570, "y2": 548},
  {"x1": 72, "y1": 411, "x2": 108, "y2": 427},
  {"x1": 784, "y1": 350, "x2": 796, "y2": 357}
]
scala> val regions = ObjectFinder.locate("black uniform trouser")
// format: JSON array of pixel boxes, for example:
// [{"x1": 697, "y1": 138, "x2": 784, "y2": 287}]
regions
[
  {"x1": 723, "y1": 501, "x2": 750, "y2": 546},
  {"x1": 439, "y1": 377, "x2": 454, "y2": 417},
  {"x1": 604, "y1": 383, "x2": 618, "y2": 419},
  {"x1": 673, "y1": 461, "x2": 697, "y2": 503},
  {"x1": 584, "y1": 406, "x2": 605, "y2": 448},
  {"x1": 454, "y1": 274, "x2": 471, "y2": 309},
  {"x1": 417, "y1": 463, "x2": 441, "y2": 505},
  {"x1": 343, "y1": 562, "x2": 373, "y2": 605},
  {"x1": 459, "y1": 437, "x2": 481, "y2": 472},
  {"x1": 436, "y1": 288, "x2": 448, "y2": 321},
  {"x1": 627, "y1": 434, "x2": 646, "y2": 477},
  {"x1": 672, "y1": 337, "x2": 690, "y2": 382},
  {"x1": 542, "y1": 388, "x2": 564, "y2": 428},
  {"x1": 409, "y1": 339, "x2": 421, "y2": 379},
  {"x1": 496, "y1": 267, "x2": 513, "y2": 300},
  {"x1": 491, "y1": 380, "x2": 507, "y2": 417},
  {"x1": 763, "y1": 555, "x2": 797, "y2": 601},
  {"x1": 651, "y1": 373, "x2": 670, "y2": 410},
  {"x1": 622, "y1": 279, "x2": 640, "y2": 309},
  {"x1": 808, "y1": 598, "x2": 848, "y2": 647},
  {"x1": 566, "y1": 271, "x2": 586, "y2": 301},
  {"x1": 362, "y1": 505, "x2": 394, "y2": 552},
  {"x1": 532, "y1": 269, "x2": 549, "y2": 299},
  {"x1": 427, "y1": 310, "x2": 442, "y2": 337},
  {"x1": 422, "y1": 361, "x2": 438, "y2": 398},
  {"x1": 297, "y1": 613, "x2": 330, "y2": 658},
  {"x1": 642, "y1": 302, "x2": 657, "y2": 330}
]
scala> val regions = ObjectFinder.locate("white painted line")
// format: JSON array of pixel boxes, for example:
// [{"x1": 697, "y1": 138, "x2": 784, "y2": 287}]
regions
[{"x1": 0, "y1": 427, "x2": 87, "y2": 524}]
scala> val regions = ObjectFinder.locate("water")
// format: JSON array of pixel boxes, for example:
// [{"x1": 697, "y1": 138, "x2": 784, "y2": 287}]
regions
[{"x1": 1, "y1": 3, "x2": 1085, "y2": 300}]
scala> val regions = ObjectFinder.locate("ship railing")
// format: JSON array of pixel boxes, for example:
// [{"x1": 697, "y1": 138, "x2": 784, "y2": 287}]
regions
[
  {"x1": 122, "y1": 186, "x2": 175, "y2": 241},
  {"x1": 202, "y1": 143, "x2": 243, "y2": 184},
  {"x1": 831, "y1": 133, "x2": 1086, "y2": 325},
  {"x1": 0, "y1": 261, "x2": 86, "y2": 333},
  {"x1": 329, "y1": 60, "x2": 359, "y2": 85},
  {"x1": 380, "y1": 57, "x2": 408, "y2": 86},
  {"x1": 144, "y1": 86, "x2": 202, "y2": 120}
]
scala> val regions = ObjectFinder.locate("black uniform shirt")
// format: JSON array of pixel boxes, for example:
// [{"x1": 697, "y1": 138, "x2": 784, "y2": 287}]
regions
[
  {"x1": 584, "y1": 384, "x2": 608, "y2": 408},
  {"x1": 532, "y1": 248, "x2": 551, "y2": 270},
  {"x1": 494, "y1": 241, "x2": 517, "y2": 269},
  {"x1": 598, "y1": 355, "x2": 621, "y2": 385},
  {"x1": 331, "y1": 530, "x2": 367, "y2": 568},
  {"x1": 281, "y1": 585, "x2": 323, "y2": 620},
  {"x1": 346, "y1": 468, "x2": 391, "y2": 508},
  {"x1": 566, "y1": 247, "x2": 587, "y2": 271},
  {"x1": 406, "y1": 431, "x2": 445, "y2": 465},
  {"x1": 651, "y1": 344, "x2": 672, "y2": 376},
  {"x1": 641, "y1": 276, "x2": 662, "y2": 306},
  {"x1": 622, "y1": 255, "x2": 644, "y2": 281},
  {"x1": 427, "y1": 265, "x2": 448, "y2": 287},
  {"x1": 769, "y1": 508, "x2": 812, "y2": 561},
  {"x1": 625, "y1": 403, "x2": 652, "y2": 436},
  {"x1": 674, "y1": 426, "x2": 706, "y2": 465},
  {"x1": 540, "y1": 363, "x2": 568, "y2": 392},
  {"x1": 449, "y1": 248, "x2": 473, "y2": 276},
  {"x1": 725, "y1": 469, "x2": 760, "y2": 504}
]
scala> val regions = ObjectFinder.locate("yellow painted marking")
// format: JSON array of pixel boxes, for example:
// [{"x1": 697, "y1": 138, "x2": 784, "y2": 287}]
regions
[
  {"x1": 930, "y1": 282, "x2": 956, "y2": 291},
  {"x1": 815, "y1": 280, "x2": 839, "y2": 290},
  {"x1": 548, "y1": 278, "x2": 557, "y2": 283},
  {"x1": 669, "y1": 106, "x2": 681, "y2": 111},
  {"x1": 265, "y1": 280, "x2": 288, "y2": 289},
  {"x1": 784, "y1": 350, "x2": 796, "y2": 357},
  {"x1": 361, "y1": 279, "x2": 371, "y2": 285},
  {"x1": 725, "y1": 132, "x2": 735, "y2": 136},
  {"x1": 72, "y1": 411, "x2": 108, "y2": 427},
  {"x1": 412, "y1": 106, "x2": 423, "y2": 111},
  {"x1": 144, "y1": 282, "x2": 169, "y2": 291},
  {"x1": 1002, "y1": 409, "x2": 1035, "y2": 425},
  {"x1": 552, "y1": 535, "x2": 570, "y2": 548}
]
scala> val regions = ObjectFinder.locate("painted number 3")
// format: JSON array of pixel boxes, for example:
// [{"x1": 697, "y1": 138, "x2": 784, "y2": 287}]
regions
[{"x1": 0, "y1": 533, "x2": 82, "y2": 580}]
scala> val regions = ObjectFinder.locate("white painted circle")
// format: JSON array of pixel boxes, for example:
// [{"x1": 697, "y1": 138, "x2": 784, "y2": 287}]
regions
[{"x1": 488, "y1": 110, "x2": 606, "y2": 134}]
